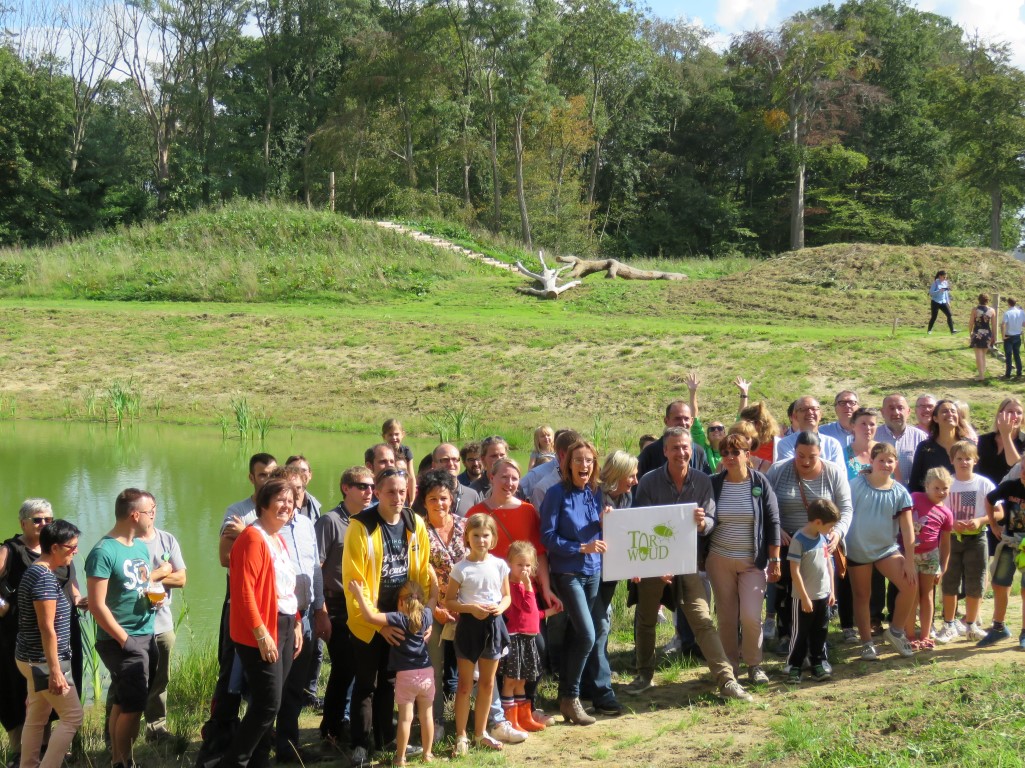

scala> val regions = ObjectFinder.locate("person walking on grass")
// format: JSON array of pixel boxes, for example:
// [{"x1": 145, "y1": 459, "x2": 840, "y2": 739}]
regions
[
  {"x1": 1002, "y1": 298, "x2": 1024, "y2": 379},
  {"x1": 86, "y1": 489, "x2": 174, "y2": 768},
  {"x1": 927, "y1": 270, "x2": 956, "y2": 334},
  {"x1": 969, "y1": 293, "x2": 996, "y2": 381},
  {"x1": 786, "y1": 500, "x2": 838, "y2": 684}
]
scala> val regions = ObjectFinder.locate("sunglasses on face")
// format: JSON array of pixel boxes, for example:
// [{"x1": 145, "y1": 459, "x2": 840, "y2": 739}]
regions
[
  {"x1": 30, "y1": 517, "x2": 53, "y2": 525},
  {"x1": 352, "y1": 482, "x2": 375, "y2": 491},
  {"x1": 720, "y1": 449, "x2": 746, "y2": 457},
  {"x1": 707, "y1": 425, "x2": 726, "y2": 433}
]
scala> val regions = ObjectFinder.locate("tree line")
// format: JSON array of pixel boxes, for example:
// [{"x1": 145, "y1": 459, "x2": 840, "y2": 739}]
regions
[{"x1": 2, "y1": 0, "x2": 1025, "y2": 256}]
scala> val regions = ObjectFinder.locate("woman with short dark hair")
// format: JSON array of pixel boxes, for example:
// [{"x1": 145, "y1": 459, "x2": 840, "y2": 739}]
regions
[
  {"x1": 15, "y1": 519, "x2": 84, "y2": 768},
  {"x1": 217, "y1": 477, "x2": 302, "y2": 768},
  {"x1": 706, "y1": 435, "x2": 780, "y2": 685}
]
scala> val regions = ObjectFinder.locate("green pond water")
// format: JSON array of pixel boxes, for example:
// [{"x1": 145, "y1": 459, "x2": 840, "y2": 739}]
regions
[{"x1": 0, "y1": 420, "x2": 450, "y2": 648}]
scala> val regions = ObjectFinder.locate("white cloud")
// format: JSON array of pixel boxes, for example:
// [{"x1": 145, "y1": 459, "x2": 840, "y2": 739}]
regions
[{"x1": 714, "y1": 0, "x2": 779, "y2": 30}]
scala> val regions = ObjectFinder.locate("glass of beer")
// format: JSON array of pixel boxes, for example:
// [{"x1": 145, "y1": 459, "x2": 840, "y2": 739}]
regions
[{"x1": 145, "y1": 581, "x2": 165, "y2": 608}]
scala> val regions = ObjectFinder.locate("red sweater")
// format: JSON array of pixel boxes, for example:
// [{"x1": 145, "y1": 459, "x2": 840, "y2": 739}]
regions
[
  {"x1": 504, "y1": 581, "x2": 541, "y2": 634},
  {"x1": 229, "y1": 526, "x2": 280, "y2": 648}
]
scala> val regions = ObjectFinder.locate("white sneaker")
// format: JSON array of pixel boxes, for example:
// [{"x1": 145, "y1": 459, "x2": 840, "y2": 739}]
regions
[
  {"x1": 841, "y1": 627, "x2": 859, "y2": 644},
  {"x1": 749, "y1": 666, "x2": 769, "y2": 685},
  {"x1": 883, "y1": 627, "x2": 915, "y2": 657},
  {"x1": 762, "y1": 618, "x2": 777, "y2": 642},
  {"x1": 967, "y1": 622, "x2": 987, "y2": 642},
  {"x1": 860, "y1": 643, "x2": 879, "y2": 661},
  {"x1": 719, "y1": 680, "x2": 754, "y2": 702},
  {"x1": 489, "y1": 720, "x2": 527, "y2": 744},
  {"x1": 661, "y1": 636, "x2": 682, "y2": 655},
  {"x1": 934, "y1": 622, "x2": 959, "y2": 644},
  {"x1": 954, "y1": 619, "x2": 967, "y2": 636}
]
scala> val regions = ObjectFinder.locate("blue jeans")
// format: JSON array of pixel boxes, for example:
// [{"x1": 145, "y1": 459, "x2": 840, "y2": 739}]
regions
[
  {"x1": 553, "y1": 572, "x2": 602, "y2": 699},
  {"x1": 581, "y1": 580, "x2": 617, "y2": 706},
  {"x1": 1006, "y1": 335, "x2": 1022, "y2": 376}
]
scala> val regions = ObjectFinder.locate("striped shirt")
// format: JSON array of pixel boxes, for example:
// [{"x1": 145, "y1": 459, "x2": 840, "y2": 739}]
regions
[
  {"x1": 709, "y1": 480, "x2": 756, "y2": 559},
  {"x1": 15, "y1": 563, "x2": 72, "y2": 663}
]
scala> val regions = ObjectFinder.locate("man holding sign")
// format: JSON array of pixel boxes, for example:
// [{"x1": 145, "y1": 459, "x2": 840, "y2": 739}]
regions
[{"x1": 624, "y1": 428, "x2": 753, "y2": 702}]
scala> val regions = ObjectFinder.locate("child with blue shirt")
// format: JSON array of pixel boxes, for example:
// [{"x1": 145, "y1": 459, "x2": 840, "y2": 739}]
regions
[{"x1": 786, "y1": 499, "x2": 839, "y2": 684}]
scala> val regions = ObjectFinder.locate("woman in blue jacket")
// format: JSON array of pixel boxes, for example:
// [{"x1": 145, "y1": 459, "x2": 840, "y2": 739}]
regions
[{"x1": 540, "y1": 440, "x2": 617, "y2": 726}]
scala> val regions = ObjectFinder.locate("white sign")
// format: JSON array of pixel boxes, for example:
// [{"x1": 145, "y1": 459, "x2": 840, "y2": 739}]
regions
[{"x1": 602, "y1": 503, "x2": 698, "y2": 581}]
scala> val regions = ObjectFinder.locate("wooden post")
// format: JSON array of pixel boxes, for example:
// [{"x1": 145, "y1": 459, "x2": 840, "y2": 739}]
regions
[
  {"x1": 329, "y1": 172, "x2": 336, "y2": 212},
  {"x1": 891, "y1": 317, "x2": 898, "y2": 337}
]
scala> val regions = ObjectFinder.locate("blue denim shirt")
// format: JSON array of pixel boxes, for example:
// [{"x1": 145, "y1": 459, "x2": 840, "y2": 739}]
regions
[{"x1": 540, "y1": 483, "x2": 604, "y2": 575}]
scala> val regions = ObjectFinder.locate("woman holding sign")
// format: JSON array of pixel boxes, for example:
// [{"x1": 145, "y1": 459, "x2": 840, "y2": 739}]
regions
[
  {"x1": 540, "y1": 440, "x2": 618, "y2": 725},
  {"x1": 706, "y1": 434, "x2": 781, "y2": 686}
]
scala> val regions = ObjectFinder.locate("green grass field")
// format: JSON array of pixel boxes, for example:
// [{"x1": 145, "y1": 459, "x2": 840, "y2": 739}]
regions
[{"x1": 2, "y1": 201, "x2": 1023, "y2": 442}]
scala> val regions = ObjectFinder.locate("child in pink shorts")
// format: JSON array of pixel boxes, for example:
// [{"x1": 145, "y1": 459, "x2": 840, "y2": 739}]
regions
[
  {"x1": 349, "y1": 579, "x2": 435, "y2": 764},
  {"x1": 905, "y1": 467, "x2": 954, "y2": 649}
]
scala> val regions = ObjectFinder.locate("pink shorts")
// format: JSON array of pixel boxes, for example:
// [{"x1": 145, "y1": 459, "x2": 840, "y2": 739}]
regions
[{"x1": 394, "y1": 667, "x2": 436, "y2": 707}]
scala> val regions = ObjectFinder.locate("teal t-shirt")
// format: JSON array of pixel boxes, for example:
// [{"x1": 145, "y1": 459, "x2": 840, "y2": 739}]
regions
[{"x1": 85, "y1": 536, "x2": 155, "y2": 640}]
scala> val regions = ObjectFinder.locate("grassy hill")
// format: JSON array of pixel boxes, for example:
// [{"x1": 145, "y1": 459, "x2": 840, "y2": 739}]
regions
[
  {"x1": 0, "y1": 203, "x2": 1023, "y2": 441},
  {"x1": 0, "y1": 202, "x2": 485, "y2": 303}
]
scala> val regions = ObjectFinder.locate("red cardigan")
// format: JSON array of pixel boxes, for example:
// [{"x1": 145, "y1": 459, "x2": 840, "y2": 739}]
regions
[{"x1": 229, "y1": 525, "x2": 281, "y2": 648}]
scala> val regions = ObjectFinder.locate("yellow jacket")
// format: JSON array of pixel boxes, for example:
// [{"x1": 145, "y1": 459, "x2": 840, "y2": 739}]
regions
[{"x1": 341, "y1": 505, "x2": 432, "y2": 643}]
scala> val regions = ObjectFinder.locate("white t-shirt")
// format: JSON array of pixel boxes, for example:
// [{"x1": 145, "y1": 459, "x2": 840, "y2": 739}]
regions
[
  {"x1": 948, "y1": 475, "x2": 995, "y2": 525},
  {"x1": 450, "y1": 554, "x2": 509, "y2": 605}
]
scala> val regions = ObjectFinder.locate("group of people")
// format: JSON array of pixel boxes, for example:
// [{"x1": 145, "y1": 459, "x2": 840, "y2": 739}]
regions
[
  {"x1": 0, "y1": 492, "x2": 186, "y2": 768},
  {"x1": 3, "y1": 385, "x2": 1025, "y2": 767},
  {"x1": 927, "y1": 269, "x2": 1025, "y2": 381}
]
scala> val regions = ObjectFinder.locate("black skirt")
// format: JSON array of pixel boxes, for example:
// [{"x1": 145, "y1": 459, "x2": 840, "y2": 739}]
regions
[
  {"x1": 498, "y1": 634, "x2": 541, "y2": 681},
  {"x1": 454, "y1": 613, "x2": 509, "y2": 662}
]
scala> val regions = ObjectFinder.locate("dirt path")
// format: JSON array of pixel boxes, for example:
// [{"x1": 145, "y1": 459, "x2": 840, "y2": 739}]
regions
[{"x1": 506, "y1": 618, "x2": 1025, "y2": 768}]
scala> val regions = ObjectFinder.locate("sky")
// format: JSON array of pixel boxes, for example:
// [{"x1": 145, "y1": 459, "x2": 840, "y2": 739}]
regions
[{"x1": 647, "y1": 0, "x2": 1025, "y2": 68}]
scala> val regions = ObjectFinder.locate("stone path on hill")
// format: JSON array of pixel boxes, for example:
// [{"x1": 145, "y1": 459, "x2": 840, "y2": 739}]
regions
[{"x1": 374, "y1": 221, "x2": 519, "y2": 273}]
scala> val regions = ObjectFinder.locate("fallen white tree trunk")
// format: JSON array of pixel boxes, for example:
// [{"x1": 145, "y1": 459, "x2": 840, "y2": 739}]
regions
[{"x1": 555, "y1": 256, "x2": 687, "y2": 281}]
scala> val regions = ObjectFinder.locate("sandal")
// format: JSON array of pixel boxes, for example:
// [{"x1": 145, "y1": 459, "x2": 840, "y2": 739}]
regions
[
  {"x1": 473, "y1": 732, "x2": 504, "y2": 751},
  {"x1": 453, "y1": 736, "x2": 469, "y2": 757},
  {"x1": 909, "y1": 639, "x2": 923, "y2": 651}
]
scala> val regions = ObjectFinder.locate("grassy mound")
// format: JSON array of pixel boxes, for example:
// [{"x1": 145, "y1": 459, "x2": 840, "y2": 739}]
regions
[
  {"x1": 684, "y1": 243, "x2": 1025, "y2": 327},
  {"x1": 736, "y1": 242, "x2": 1025, "y2": 293},
  {"x1": 0, "y1": 202, "x2": 482, "y2": 302}
]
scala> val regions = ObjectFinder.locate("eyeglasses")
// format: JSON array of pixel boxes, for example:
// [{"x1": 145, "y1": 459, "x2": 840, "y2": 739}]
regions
[
  {"x1": 30, "y1": 517, "x2": 53, "y2": 525},
  {"x1": 797, "y1": 406, "x2": 822, "y2": 413},
  {"x1": 707, "y1": 425, "x2": 726, "y2": 433},
  {"x1": 835, "y1": 400, "x2": 858, "y2": 407},
  {"x1": 720, "y1": 449, "x2": 746, "y2": 457},
  {"x1": 59, "y1": 542, "x2": 79, "y2": 554},
  {"x1": 352, "y1": 482, "x2": 375, "y2": 491}
]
